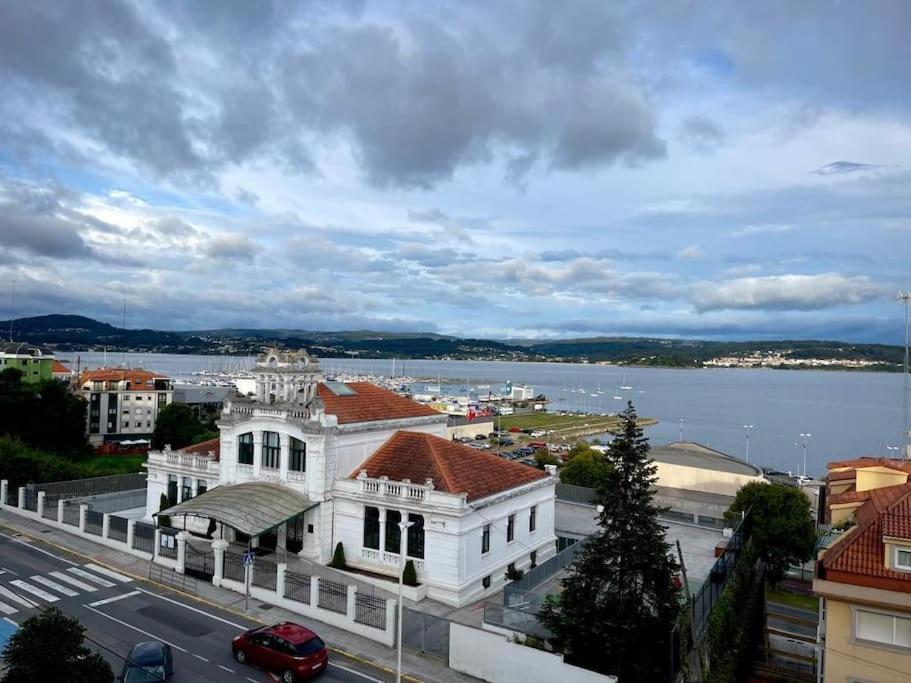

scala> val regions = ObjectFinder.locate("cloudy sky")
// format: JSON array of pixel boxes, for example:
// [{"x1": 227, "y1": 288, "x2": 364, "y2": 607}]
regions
[{"x1": 1, "y1": 1, "x2": 910, "y2": 341}]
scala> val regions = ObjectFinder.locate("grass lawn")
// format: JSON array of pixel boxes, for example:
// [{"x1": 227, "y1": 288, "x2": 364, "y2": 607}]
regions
[
  {"x1": 766, "y1": 588, "x2": 818, "y2": 612},
  {"x1": 498, "y1": 413, "x2": 623, "y2": 431},
  {"x1": 81, "y1": 454, "x2": 146, "y2": 476}
]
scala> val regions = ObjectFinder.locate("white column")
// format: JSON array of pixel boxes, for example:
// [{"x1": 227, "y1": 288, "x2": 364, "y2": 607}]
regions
[
  {"x1": 277, "y1": 523, "x2": 287, "y2": 555},
  {"x1": 36, "y1": 491, "x2": 45, "y2": 517},
  {"x1": 79, "y1": 504, "x2": 88, "y2": 532},
  {"x1": 127, "y1": 519, "x2": 136, "y2": 549},
  {"x1": 153, "y1": 529, "x2": 162, "y2": 560},
  {"x1": 17, "y1": 487, "x2": 25, "y2": 509},
  {"x1": 57, "y1": 499, "x2": 65, "y2": 524},
  {"x1": 279, "y1": 434, "x2": 290, "y2": 483},
  {"x1": 0, "y1": 480, "x2": 7, "y2": 508},
  {"x1": 346, "y1": 584, "x2": 356, "y2": 618},
  {"x1": 310, "y1": 577, "x2": 320, "y2": 608},
  {"x1": 379, "y1": 508, "x2": 387, "y2": 555},
  {"x1": 277, "y1": 563, "x2": 287, "y2": 598},
  {"x1": 212, "y1": 539, "x2": 228, "y2": 587},
  {"x1": 253, "y1": 431, "x2": 263, "y2": 476},
  {"x1": 102, "y1": 513, "x2": 111, "y2": 539},
  {"x1": 177, "y1": 477, "x2": 184, "y2": 504},
  {"x1": 192, "y1": 479, "x2": 199, "y2": 498},
  {"x1": 175, "y1": 532, "x2": 188, "y2": 574}
]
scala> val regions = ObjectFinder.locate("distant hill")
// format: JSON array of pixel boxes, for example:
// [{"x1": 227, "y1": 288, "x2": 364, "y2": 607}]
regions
[{"x1": 0, "y1": 314, "x2": 904, "y2": 369}]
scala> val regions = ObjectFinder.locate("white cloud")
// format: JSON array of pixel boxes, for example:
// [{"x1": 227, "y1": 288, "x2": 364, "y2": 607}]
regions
[
  {"x1": 690, "y1": 273, "x2": 884, "y2": 312},
  {"x1": 677, "y1": 245, "x2": 703, "y2": 260}
]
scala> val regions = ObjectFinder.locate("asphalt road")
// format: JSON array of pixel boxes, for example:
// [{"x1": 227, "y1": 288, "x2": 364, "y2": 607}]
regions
[{"x1": 0, "y1": 529, "x2": 389, "y2": 682}]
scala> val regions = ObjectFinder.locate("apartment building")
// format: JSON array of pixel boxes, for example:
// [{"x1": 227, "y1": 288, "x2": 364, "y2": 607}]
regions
[{"x1": 78, "y1": 368, "x2": 173, "y2": 445}]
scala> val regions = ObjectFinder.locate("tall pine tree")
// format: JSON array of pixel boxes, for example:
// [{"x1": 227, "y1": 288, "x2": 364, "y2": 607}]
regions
[{"x1": 539, "y1": 402, "x2": 681, "y2": 680}]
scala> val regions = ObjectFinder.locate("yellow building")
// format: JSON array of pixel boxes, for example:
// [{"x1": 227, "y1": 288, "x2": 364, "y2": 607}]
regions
[{"x1": 815, "y1": 457, "x2": 911, "y2": 683}]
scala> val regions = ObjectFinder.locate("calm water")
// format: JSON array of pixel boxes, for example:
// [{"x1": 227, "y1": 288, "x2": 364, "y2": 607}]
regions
[{"x1": 60, "y1": 352, "x2": 907, "y2": 478}]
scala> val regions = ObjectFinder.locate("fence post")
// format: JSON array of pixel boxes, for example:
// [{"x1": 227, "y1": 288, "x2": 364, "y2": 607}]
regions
[
  {"x1": 0, "y1": 480, "x2": 6, "y2": 508},
  {"x1": 102, "y1": 513, "x2": 111, "y2": 540},
  {"x1": 175, "y1": 532, "x2": 188, "y2": 574},
  {"x1": 126, "y1": 519, "x2": 136, "y2": 549},
  {"x1": 57, "y1": 499, "x2": 65, "y2": 524},
  {"x1": 386, "y1": 597, "x2": 397, "y2": 633},
  {"x1": 212, "y1": 539, "x2": 228, "y2": 587},
  {"x1": 36, "y1": 491, "x2": 45, "y2": 517},
  {"x1": 153, "y1": 529, "x2": 162, "y2": 561},
  {"x1": 18, "y1": 487, "x2": 26, "y2": 509},
  {"x1": 79, "y1": 504, "x2": 88, "y2": 532},
  {"x1": 311, "y1": 577, "x2": 320, "y2": 609},
  {"x1": 276, "y1": 563, "x2": 287, "y2": 599},
  {"x1": 346, "y1": 584, "x2": 356, "y2": 618}
]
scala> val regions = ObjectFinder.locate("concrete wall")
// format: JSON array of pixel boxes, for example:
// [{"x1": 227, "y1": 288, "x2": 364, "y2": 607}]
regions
[
  {"x1": 449, "y1": 623, "x2": 617, "y2": 683},
  {"x1": 823, "y1": 597, "x2": 911, "y2": 683},
  {"x1": 856, "y1": 467, "x2": 908, "y2": 492},
  {"x1": 655, "y1": 461, "x2": 764, "y2": 498},
  {"x1": 447, "y1": 419, "x2": 495, "y2": 440}
]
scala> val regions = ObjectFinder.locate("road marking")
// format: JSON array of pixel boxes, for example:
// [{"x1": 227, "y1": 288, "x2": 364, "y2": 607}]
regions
[
  {"x1": 30, "y1": 575, "x2": 78, "y2": 597},
  {"x1": 0, "y1": 600, "x2": 16, "y2": 615},
  {"x1": 218, "y1": 665, "x2": 235, "y2": 674},
  {"x1": 135, "y1": 587, "x2": 249, "y2": 629},
  {"x1": 67, "y1": 567, "x2": 115, "y2": 588},
  {"x1": 83, "y1": 605, "x2": 188, "y2": 653},
  {"x1": 0, "y1": 532, "x2": 77, "y2": 565},
  {"x1": 10, "y1": 579, "x2": 59, "y2": 603},
  {"x1": 330, "y1": 662, "x2": 385, "y2": 683},
  {"x1": 3, "y1": 617, "x2": 18, "y2": 627},
  {"x1": 192, "y1": 654, "x2": 209, "y2": 662},
  {"x1": 84, "y1": 563, "x2": 132, "y2": 583},
  {"x1": 247, "y1": 677, "x2": 259, "y2": 683},
  {"x1": 0, "y1": 585, "x2": 37, "y2": 608},
  {"x1": 49, "y1": 571, "x2": 97, "y2": 592},
  {"x1": 88, "y1": 590, "x2": 140, "y2": 607}
]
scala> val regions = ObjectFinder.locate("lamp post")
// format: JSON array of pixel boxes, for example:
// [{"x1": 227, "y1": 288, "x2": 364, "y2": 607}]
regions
[
  {"x1": 396, "y1": 518, "x2": 414, "y2": 683},
  {"x1": 799, "y1": 433, "x2": 812, "y2": 479},
  {"x1": 679, "y1": 418, "x2": 684, "y2": 443},
  {"x1": 887, "y1": 445, "x2": 901, "y2": 457},
  {"x1": 743, "y1": 425, "x2": 754, "y2": 463}
]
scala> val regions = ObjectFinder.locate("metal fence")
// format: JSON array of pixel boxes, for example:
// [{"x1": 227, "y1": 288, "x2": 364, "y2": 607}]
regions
[
  {"x1": 286, "y1": 555, "x2": 392, "y2": 598},
  {"x1": 402, "y1": 607, "x2": 450, "y2": 659},
  {"x1": 252, "y1": 559, "x2": 277, "y2": 591},
  {"x1": 504, "y1": 537, "x2": 585, "y2": 602},
  {"x1": 85, "y1": 509, "x2": 104, "y2": 536},
  {"x1": 484, "y1": 602, "x2": 552, "y2": 640},
  {"x1": 555, "y1": 482, "x2": 597, "y2": 505},
  {"x1": 22, "y1": 489, "x2": 37, "y2": 512},
  {"x1": 697, "y1": 514, "x2": 727, "y2": 530},
  {"x1": 108, "y1": 515, "x2": 129, "y2": 542},
  {"x1": 354, "y1": 592, "x2": 387, "y2": 630},
  {"x1": 284, "y1": 570, "x2": 311, "y2": 604},
  {"x1": 158, "y1": 527, "x2": 178, "y2": 559},
  {"x1": 317, "y1": 578, "x2": 348, "y2": 614},
  {"x1": 185, "y1": 543, "x2": 215, "y2": 581},
  {"x1": 83, "y1": 489, "x2": 147, "y2": 513},
  {"x1": 62, "y1": 501, "x2": 80, "y2": 526},
  {"x1": 41, "y1": 499, "x2": 58, "y2": 520},
  {"x1": 32, "y1": 472, "x2": 147, "y2": 499},
  {"x1": 224, "y1": 552, "x2": 245, "y2": 582},
  {"x1": 133, "y1": 521, "x2": 155, "y2": 553}
]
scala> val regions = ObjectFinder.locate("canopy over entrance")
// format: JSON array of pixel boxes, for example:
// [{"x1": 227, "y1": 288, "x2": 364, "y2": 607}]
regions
[{"x1": 158, "y1": 482, "x2": 318, "y2": 537}]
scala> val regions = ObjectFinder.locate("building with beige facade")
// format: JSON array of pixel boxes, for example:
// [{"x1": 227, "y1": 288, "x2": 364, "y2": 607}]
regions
[{"x1": 650, "y1": 442, "x2": 766, "y2": 498}]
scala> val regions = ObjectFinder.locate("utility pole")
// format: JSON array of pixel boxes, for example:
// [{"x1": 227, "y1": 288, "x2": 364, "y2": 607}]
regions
[
  {"x1": 799, "y1": 433, "x2": 812, "y2": 479},
  {"x1": 678, "y1": 418, "x2": 684, "y2": 443},
  {"x1": 900, "y1": 292, "x2": 911, "y2": 458},
  {"x1": 744, "y1": 425, "x2": 754, "y2": 463}
]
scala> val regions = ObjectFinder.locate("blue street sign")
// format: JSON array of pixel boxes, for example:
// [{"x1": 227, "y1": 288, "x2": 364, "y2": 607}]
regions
[{"x1": 243, "y1": 551, "x2": 255, "y2": 566}]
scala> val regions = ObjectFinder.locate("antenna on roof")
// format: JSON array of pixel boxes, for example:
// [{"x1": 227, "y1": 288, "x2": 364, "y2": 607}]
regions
[{"x1": 8, "y1": 278, "x2": 16, "y2": 342}]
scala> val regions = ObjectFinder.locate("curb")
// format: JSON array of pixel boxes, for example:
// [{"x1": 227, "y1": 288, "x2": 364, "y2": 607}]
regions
[{"x1": 0, "y1": 519, "x2": 424, "y2": 682}]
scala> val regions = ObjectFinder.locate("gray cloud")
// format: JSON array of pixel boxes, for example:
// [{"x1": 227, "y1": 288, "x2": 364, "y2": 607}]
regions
[
  {"x1": 678, "y1": 116, "x2": 725, "y2": 154},
  {"x1": 813, "y1": 161, "x2": 881, "y2": 176},
  {"x1": 201, "y1": 234, "x2": 260, "y2": 262}
]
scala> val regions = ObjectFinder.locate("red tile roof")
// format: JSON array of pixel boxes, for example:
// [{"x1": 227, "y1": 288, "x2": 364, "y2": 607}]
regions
[
  {"x1": 318, "y1": 383, "x2": 441, "y2": 425},
  {"x1": 828, "y1": 470, "x2": 857, "y2": 482},
  {"x1": 351, "y1": 431, "x2": 550, "y2": 501},
  {"x1": 821, "y1": 481, "x2": 911, "y2": 592},
  {"x1": 79, "y1": 368, "x2": 169, "y2": 390},
  {"x1": 827, "y1": 457, "x2": 911, "y2": 474},
  {"x1": 51, "y1": 360, "x2": 70, "y2": 374},
  {"x1": 179, "y1": 437, "x2": 221, "y2": 462},
  {"x1": 828, "y1": 490, "x2": 870, "y2": 506}
]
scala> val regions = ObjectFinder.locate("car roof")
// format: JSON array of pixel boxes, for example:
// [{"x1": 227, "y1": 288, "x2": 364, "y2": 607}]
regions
[
  {"x1": 265, "y1": 622, "x2": 318, "y2": 644},
  {"x1": 129, "y1": 641, "x2": 167, "y2": 663}
]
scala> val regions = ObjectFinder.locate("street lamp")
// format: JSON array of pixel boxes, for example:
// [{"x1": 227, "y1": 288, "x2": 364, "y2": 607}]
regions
[
  {"x1": 799, "y1": 433, "x2": 812, "y2": 479},
  {"x1": 743, "y1": 425, "x2": 754, "y2": 463},
  {"x1": 887, "y1": 445, "x2": 901, "y2": 457},
  {"x1": 396, "y1": 519, "x2": 415, "y2": 683},
  {"x1": 679, "y1": 418, "x2": 684, "y2": 443}
]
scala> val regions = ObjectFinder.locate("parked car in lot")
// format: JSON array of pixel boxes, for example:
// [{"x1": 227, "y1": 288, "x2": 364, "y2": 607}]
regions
[
  {"x1": 457, "y1": 436, "x2": 474, "y2": 443},
  {"x1": 118, "y1": 641, "x2": 173, "y2": 682},
  {"x1": 475, "y1": 434, "x2": 488, "y2": 440},
  {"x1": 233, "y1": 622, "x2": 328, "y2": 682},
  {"x1": 497, "y1": 438, "x2": 514, "y2": 446},
  {"x1": 508, "y1": 427, "x2": 521, "y2": 433},
  {"x1": 530, "y1": 430, "x2": 546, "y2": 438}
]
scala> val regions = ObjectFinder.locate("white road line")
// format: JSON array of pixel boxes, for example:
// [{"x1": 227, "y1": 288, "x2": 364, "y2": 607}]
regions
[
  {"x1": 218, "y1": 664, "x2": 236, "y2": 674},
  {"x1": 83, "y1": 605, "x2": 188, "y2": 653},
  {"x1": 30, "y1": 575, "x2": 78, "y2": 597},
  {"x1": 329, "y1": 662, "x2": 385, "y2": 683},
  {"x1": 134, "y1": 587, "x2": 249, "y2": 629},
  {"x1": 3, "y1": 617, "x2": 18, "y2": 627},
  {"x1": 0, "y1": 532, "x2": 77, "y2": 565},
  {"x1": 87, "y1": 590, "x2": 140, "y2": 608},
  {"x1": 83, "y1": 563, "x2": 132, "y2": 583},
  {"x1": 0, "y1": 585, "x2": 37, "y2": 608},
  {"x1": 10, "y1": 580, "x2": 59, "y2": 603},
  {"x1": 67, "y1": 567, "x2": 115, "y2": 588},
  {"x1": 192, "y1": 654, "x2": 209, "y2": 663},
  {"x1": 246, "y1": 677, "x2": 259, "y2": 683},
  {"x1": 0, "y1": 600, "x2": 16, "y2": 615},
  {"x1": 49, "y1": 571, "x2": 97, "y2": 592}
]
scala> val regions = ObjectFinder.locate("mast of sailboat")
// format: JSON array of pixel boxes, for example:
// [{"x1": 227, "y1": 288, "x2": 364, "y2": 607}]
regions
[
  {"x1": 900, "y1": 291, "x2": 911, "y2": 458},
  {"x1": 7, "y1": 278, "x2": 15, "y2": 342},
  {"x1": 121, "y1": 298, "x2": 127, "y2": 367}
]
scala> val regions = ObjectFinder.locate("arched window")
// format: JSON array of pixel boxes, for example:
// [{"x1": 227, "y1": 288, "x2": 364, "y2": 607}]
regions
[
  {"x1": 262, "y1": 431, "x2": 280, "y2": 469},
  {"x1": 238, "y1": 432, "x2": 254, "y2": 465},
  {"x1": 290, "y1": 438, "x2": 306, "y2": 472}
]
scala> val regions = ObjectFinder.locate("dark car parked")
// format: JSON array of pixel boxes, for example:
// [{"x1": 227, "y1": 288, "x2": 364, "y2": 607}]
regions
[
  {"x1": 233, "y1": 622, "x2": 329, "y2": 682},
  {"x1": 118, "y1": 641, "x2": 173, "y2": 682},
  {"x1": 497, "y1": 438, "x2": 514, "y2": 446}
]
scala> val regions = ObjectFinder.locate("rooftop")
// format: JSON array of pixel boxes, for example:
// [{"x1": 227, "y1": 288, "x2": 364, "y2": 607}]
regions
[
  {"x1": 352, "y1": 430, "x2": 550, "y2": 501},
  {"x1": 651, "y1": 441, "x2": 762, "y2": 477},
  {"x1": 318, "y1": 382, "x2": 441, "y2": 425},
  {"x1": 180, "y1": 437, "x2": 221, "y2": 462},
  {"x1": 0, "y1": 342, "x2": 52, "y2": 357},
  {"x1": 51, "y1": 360, "x2": 70, "y2": 374},
  {"x1": 79, "y1": 368, "x2": 170, "y2": 389}
]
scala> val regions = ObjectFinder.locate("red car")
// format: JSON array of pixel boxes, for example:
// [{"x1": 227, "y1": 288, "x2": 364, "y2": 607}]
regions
[{"x1": 232, "y1": 622, "x2": 329, "y2": 681}]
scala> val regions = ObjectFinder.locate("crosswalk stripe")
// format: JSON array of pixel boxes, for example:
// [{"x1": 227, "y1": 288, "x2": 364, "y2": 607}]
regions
[
  {"x1": 0, "y1": 600, "x2": 17, "y2": 615},
  {"x1": 83, "y1": 563, "x2": 132, "y2": 583},
  {"x1": 10, "y1": 580, "x2": 59, "y2": 603},
  {"x1": 0, "y1": 585, "x2": 37, "y2": 608},
  {"x1": 66, "y1": 567, "x2": 115, "y2": 588},
  {"x1": 30, "y1": 575, "x2": 78, "y2": 597},
  {"x1": 49, "y1": 571, "x2": 97, "y2": 592}
]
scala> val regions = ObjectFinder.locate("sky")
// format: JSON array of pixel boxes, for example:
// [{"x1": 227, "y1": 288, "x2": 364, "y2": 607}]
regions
[{"x1": 1, "y1": 1, "x2": 910, "y2": 342}]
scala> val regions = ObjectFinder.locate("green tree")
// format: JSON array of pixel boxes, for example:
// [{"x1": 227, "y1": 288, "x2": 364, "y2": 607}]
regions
[
  {"x1": 151, "y1": 402, "x2": 203, "y2": 450},
  {"x1": 539, "y1": 402, "x2": 680, "y2": 680},
  {"x1": 1, "y1": 606, "x2": 113, "y2": 682},
  {"x1": 533, "y1": 448, "x2": 560, "y2": 468},
  {"x1": 329, "y1": 542, "x2": 346, "y2": 569},
  {"x1": 559, "y1": 447, "x2": 611, "y2": 488},
  {"x1": 157, "y1": 492, "x2": 171, "y2": 528},
  {"x1": 725, "y1": 481, "x2": 816, "y2": 586},
  {"x1": 402, "y1": 560, "x2": 418, "y2": 586},
  {"x1": 0, "y1": 375, "x2": 88, "y2": 455}
]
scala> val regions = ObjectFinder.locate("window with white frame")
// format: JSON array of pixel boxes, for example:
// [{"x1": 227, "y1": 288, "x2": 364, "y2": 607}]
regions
[
  {"x1": 895, "y1": 547, "x2": 911, "y2": 571},
  {"x1": 507, "y1": 514, "x2": 515, "y2": 543},
  {"x1": 855, "y1": 608, "x2": 911, "y2": 649}
]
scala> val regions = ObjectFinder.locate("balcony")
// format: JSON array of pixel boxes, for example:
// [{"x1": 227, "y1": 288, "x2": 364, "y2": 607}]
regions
[
  {"x1": 224, "y1": 398, "x2": 311, "y2": 422},
  {"x1": 334, "y1": 473, "x2": 467, "y2": 511},
  {"x1": 360, "y1": 547, "x2": 425, "y2": 572},
  {"x1": 147, "y1": 449, "x2": 220, "y2": 478}
]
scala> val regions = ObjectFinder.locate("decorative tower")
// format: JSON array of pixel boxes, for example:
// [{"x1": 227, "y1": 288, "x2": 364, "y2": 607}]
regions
[{"x1": 252, "y1": 348, "x2": 324, "y2": 405}]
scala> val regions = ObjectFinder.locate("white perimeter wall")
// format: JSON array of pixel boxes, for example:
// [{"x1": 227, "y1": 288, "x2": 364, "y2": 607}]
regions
[
  {"x1": 656, "y1": 461, "x2": 764, "y2": 497},
  {"x1": 449, "y1": 623, "x2": 618, "y2": 683}
]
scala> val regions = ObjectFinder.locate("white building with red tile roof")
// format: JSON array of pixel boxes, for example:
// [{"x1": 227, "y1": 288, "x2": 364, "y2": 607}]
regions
[{"x1": 144, "y1": 349, "x2": 556, "y2": 605}]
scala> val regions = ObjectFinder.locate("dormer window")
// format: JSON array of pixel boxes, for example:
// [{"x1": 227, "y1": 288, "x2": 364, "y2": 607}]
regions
[{"x1": 895, "y1": 547, "x2": 911, "y2": 571}]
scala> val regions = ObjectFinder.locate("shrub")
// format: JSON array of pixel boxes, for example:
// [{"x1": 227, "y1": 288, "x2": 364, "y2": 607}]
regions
[
  {"x1": 402, "y1": 559, "x2": 419, "y2": 586},
  {"x1": 505, "y1": 565, "x2": 525, "y2": 581},
  {"x1": 329, "y1": 542, "x2": 346, "y2": 569},
  {"x1": 158, "y1": 492, "x2": 171, "y2": 528}
]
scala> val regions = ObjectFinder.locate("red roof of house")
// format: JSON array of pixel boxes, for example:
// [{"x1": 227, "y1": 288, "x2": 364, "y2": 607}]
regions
[
  {"x1": 79, "y1": 368, "x2": 169, "y2": 390},
  {"x1": 827, "y1": 457, "x2": 911, "y2": 474},
  {"x1": 827, "y1": 490, "x2": 870, "y2": 506},
  {"x1": 828, "y1": 470, "x2": 857, "y2": 482},
  {"x1": 821, "y1": 481, "x2": 911, "y2": 592},
  {"x1": 351, "y1": 431, "x2": 550, "y2": 501},
  {"x1": 51, "y1": 360, "x2": 70, "y2": 374},
  {"x1": 179, "y1": 437, "x2": 221, "y2": 462},
  {"x1": 318, "y1": 383, "x2": 441, "y2": 425}
]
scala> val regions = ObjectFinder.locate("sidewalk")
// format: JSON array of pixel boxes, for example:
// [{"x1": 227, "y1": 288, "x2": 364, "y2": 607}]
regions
[{"x1": 0, "y1": 509, "x2": 479, "y2": 683}]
